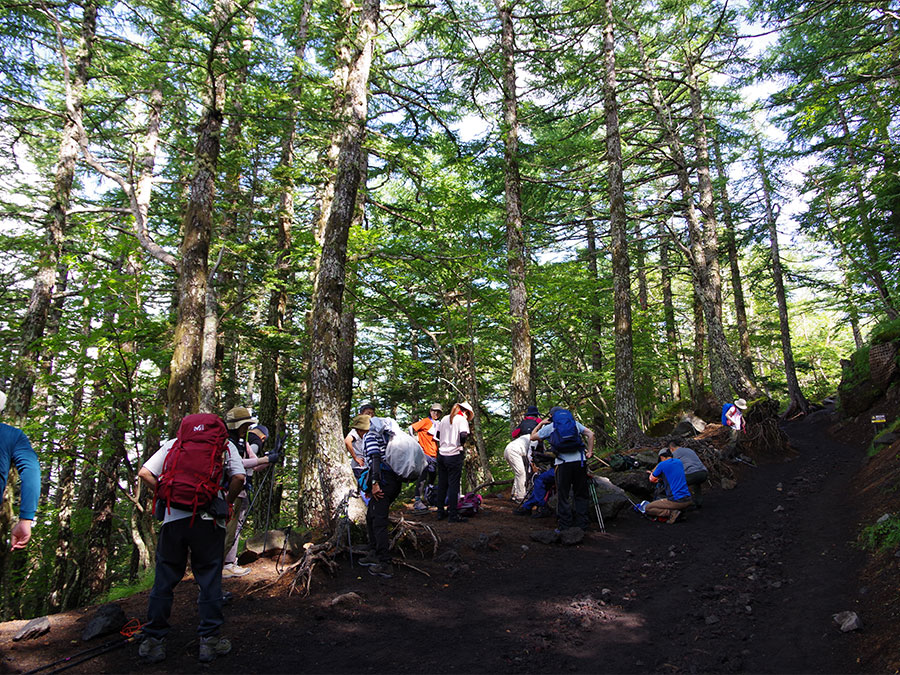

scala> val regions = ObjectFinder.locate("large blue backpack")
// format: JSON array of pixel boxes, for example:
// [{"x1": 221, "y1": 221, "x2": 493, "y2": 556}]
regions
[
  {"x1": 548, "y1": 408, "x2": 585, "y2": 456},
  {"x1": 721, "y1": 403, "x2": 732, "y2": 425}
]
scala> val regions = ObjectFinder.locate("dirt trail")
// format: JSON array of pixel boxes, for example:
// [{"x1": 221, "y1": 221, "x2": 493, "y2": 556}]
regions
[{"x1": 0, "y1": 413, "x2": 869, "y2": 674}]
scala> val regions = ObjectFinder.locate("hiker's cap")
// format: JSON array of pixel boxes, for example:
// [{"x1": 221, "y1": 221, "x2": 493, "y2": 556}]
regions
[
  {"x1": 430, "y1": 403, "x2": 443, "y2": 412},
  {"x1": 526, "y1": 405, "x2": 540, "y2": 417},
  {"x1": 735, "y1": 398, "x2": 748, "y2": 410},
  {"x1": 351, "y1": 414, "x2": 371, "y2": 431},
  {"x1": 225, "y1": 406, "x2": 258, "y2": 429},
  {"x1": 460, "y1": 401, "x2": 474, "y2": 414},
  {"x1": 658, "y1": 447, "x2": 670, "y2": 457},
  {"x1": 251, "y1": 424, "x2": 269, "y2": 438},
  {"x1": 358, "y1": 402, "x2": 375, "y2": 414},
  {"x1": 0, "y1": 391, "x2": 6, "y2": 414}
]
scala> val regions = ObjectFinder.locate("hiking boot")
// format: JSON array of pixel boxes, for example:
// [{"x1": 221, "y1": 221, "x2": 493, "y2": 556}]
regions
[
  {"x1": 368, "y1": 562, "x2": 394, "y2": 578},
  {"x1": 222, "y1": 563, "x2": 249, "y2": 578},
  {"x1": 198, "y1": 635, "x2": 231, "y2": 663},
  {"x1": 513, "y1": 506, "x2": 531, "y2": 516},
  {"x1": 667, "y1": 511, "x2": 682, "y2": 524},
  {"x1": 532, "y1": 506, "x2": 553, "y2": 519},
  {"x1": 138, "y1": 636, "x2": 166, "y2": 664},
  {"x1": 357, "y1": 551, "x2": 380, "y2": 567},
  {"x1": 414, "y1": 499, "x2": 429, "y2": 512}
]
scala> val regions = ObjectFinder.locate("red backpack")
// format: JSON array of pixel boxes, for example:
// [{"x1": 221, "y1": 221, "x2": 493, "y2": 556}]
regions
[{"x1": 156, "y1": 413, "x2": 229, "y2": 522}]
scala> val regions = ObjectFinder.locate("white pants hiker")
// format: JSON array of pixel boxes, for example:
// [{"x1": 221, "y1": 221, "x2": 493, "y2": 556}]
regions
[{"x1": 504, "y1": 436, "x2": 530, "y2": 501}]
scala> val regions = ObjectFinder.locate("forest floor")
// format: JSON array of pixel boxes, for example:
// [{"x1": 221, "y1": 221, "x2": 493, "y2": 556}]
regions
[{"x1": 2, "y1": 407, "x2": 897, "y2": 674}]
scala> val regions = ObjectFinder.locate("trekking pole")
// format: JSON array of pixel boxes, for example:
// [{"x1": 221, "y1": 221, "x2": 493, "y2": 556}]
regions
[
  {"x1": 589, "y1": 482, "x2": 605, "y2": 532},
  {"x1": 262, "y1": 433, "x2": 285, "y2": 555}
]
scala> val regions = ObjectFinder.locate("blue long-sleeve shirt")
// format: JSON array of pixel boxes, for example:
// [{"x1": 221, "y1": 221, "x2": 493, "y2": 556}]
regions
[{"x1": 0, "y1": 423, "x2": 40, "y2": 520}]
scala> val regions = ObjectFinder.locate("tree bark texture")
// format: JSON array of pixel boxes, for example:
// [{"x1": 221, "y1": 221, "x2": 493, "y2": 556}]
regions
[
  {"x1": 603, "y1": 0, "x2": 641, "y2": 445},
  {"x1": 585, "y1": 211, "x2": 612, "y2": 440},
  {"x1": 495, "y1": 0, "x2": 532, "y2": 431},
  {"x1": 659, "y1": 220, "x2": 681, "y2": 400},
  {"x1": 299, "y1": 0, "x2": 378, "y2": 529}
]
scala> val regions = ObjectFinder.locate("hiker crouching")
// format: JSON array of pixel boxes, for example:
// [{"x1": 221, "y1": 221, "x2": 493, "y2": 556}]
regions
[
  {"x1": 137, "y1": 414, "x2": 246, "y2": 664},
  {"x1": 644, "y1": 447, "x2": 692, "y2": 523},
  {"x1": 359, "y1": 416, "x2": 402, "y2": 578},
  {"x1": 531, "y1": 406, "x2": 594, "y2": 531}
]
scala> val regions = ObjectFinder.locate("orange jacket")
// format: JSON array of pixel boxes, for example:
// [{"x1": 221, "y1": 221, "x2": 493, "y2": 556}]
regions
[{"x1": 411, "y1": 417, "x2": 439, "y2": 458}]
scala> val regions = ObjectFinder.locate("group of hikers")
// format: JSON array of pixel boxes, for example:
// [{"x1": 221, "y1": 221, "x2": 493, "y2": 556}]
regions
[{"x1": 0, "y1": 387, "x2": 750, "y2": 665}]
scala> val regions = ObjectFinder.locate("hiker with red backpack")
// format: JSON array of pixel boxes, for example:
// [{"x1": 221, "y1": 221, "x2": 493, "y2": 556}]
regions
[
  {"x1": 137, "y1": 413, "x2": 246, "y2": 664},
  {"x1": 505, "y1": 406, "x2": 541, "y2": 502},
  {"x1": 222, "y1": 408, "x2": 281, "y2": 578},
  {"x1": 531, "y1": 406, "x2": 595, "y2": 531},
  {"x1": 411, "y1": 403, "x2": 442, "y2": 512},
  {"x1": 435, "y1": 401, "x2": 475, "y2": 524}
]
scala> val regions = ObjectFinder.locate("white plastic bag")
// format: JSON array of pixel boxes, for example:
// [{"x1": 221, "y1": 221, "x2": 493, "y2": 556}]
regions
[{"x1": 383, "y1": 418, "x2": 427, "y2": 480}]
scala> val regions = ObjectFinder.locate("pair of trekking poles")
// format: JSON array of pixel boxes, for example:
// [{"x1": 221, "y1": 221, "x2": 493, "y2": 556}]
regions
[
  {"x1": 524, "y1": 469, "x2": 606, "y2": 532},
  {"x1": 235, "y1": 433, "x2": 285, "y2": 555}
]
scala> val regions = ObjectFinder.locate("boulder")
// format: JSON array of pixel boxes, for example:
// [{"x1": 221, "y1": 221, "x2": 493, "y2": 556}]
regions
[
  {"x1": 330, "y1": 592, "x2": 363, "y2": 608},
  {"x1": 559, "y1": 528, "x2": 585, "y2": 545},
  {"x1": 13, "y1": 616, "x2": 50, "y2": 642},
  {"x1": 606, "y1": 471, "x2": 653, "y2": 499},
  {"x1": 590, "y1": 476, "x2": 631, "y2": 522},
  {"x1": 671, "y1": 419, "x2": 699, "y2": 439},
  {"x1": 81, "y1": 604, "x2": 126, "y2": 641},
  {"x1": 244, "y1": 529, "x2": 310, "y2": 558},
  {"x1": 632, "y1": 451, "x2": 659, "y2": 468},
  {"x1": 530, "y1": 530, "x2": 560, "y2": 545}
]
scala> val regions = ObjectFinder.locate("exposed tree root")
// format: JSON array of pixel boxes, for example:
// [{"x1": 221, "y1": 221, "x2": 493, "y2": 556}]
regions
[{"x1": 390, "y1": 515, "x2": 441, "y2": 559}]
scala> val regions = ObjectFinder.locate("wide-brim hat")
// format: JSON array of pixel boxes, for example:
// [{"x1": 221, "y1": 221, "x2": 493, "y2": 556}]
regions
[
  {"x1": 351, "y1": 414, "x2": 371, "y2": 431},
  {"x1": 735, "y1": 398, "x2": 748, "y2": 410},
  {"x1": 526, "y1": 405, "x2": 540, "y2": 417},
  {"x1": 225, "y1": 406, "x2": 258, "y2": 429},
  {"x1": 460, "y1": 401, "x2": 474, "y2": 414}
]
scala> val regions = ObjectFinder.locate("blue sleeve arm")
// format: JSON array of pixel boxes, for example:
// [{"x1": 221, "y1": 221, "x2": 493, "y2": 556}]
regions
[{"x1": 12, "y1": 433, "x2": 40, "y2": 520}]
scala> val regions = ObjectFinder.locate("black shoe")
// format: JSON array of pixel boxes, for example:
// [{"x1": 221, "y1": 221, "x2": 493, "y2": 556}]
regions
[
  {"x1": 368, "y1": 562, "x2": 394, "y2": 578},
  {"x1": 448, "y1": 514, "x2": 469, "y2": 523},
  {"x1": 436, "y1": 511, "x2": 448, "y2": 521}
]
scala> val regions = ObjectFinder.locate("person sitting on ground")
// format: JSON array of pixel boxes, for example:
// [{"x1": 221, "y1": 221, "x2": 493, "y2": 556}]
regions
[
  {"x1": 411, "y1": 403, "x2": 442, "y2": 511},
  {"x1": 513, "y1": 465, "x2": 555, "y2": 518},
  {"x1": 721, "y1": 398, "x2": 748, "y2": 456},
  {"x1": 138, "y1": 414, "x2": 245, "y2": 664},
  {"x1": 0, "y1": 391, "x2": 40, "y2": 550},
  {"x1": 505, "y1": 406, "x2": 542, "y2": 503},
  {"x1": 345, "y1": 412, "x2": 372, "y2": 482},
  {"x1": 641, "y1": 447, "x2": 693, "y2": 523},
  {"x1": 435, "y1": 401, "x2": 475, "y2": 523},
  {"x1": 668, "y1": 440, "x2": 708, "y2": 508},
  {"x1": 358, "y1": 416, "x2": 402, "y2": 578},
  {"x1": 222, "y1": 413, "x2": 281, "y2": 578},
  {"x1": 530, "y1": 406, "x2": 595, "y2": 531}
]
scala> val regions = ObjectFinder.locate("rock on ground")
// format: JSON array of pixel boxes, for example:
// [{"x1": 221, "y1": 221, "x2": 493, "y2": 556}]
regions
[
  {"x1": 13, "y1": 616, "x2": 50, "y2": 642},
  {"x1": 81, "y1": 604, "x2": 125, "y2": 641}
]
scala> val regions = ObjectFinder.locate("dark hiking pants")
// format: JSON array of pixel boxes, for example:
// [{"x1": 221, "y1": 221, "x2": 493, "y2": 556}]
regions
[
  {"x1": 436, "y1": 453, "x2": 464, "y2": 517},
  {"x1": 366, "y1": 470, "x2": 402, "y2": 563},
  {"x1": 145, "y1": 517, "x2": 226, "y2": 639},
  {"x1": 556, "y1": 460, "x2": 589, "y2": 529}
]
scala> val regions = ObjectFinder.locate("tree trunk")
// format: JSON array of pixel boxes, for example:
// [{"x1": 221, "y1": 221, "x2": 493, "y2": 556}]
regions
[
  {"x1": 585, "y1": 209, "x2": 612, "y2": 441},
  {"x1": 659, "y1": 219, "x2": 681, "y2": 400},
  {"x1": 299, "y1": 0, "x2": 378, "y2": 529},
  {"x1": 7, "y1": 0, "x2": 96, "y2": 422},
  {"x1": 712, "y1": 133, "x2": 753, "y2": 376},
  {"x1": 757, "y1": 145, "x2": 809, "y2": 416},
  {"x1": 495, "y1": 0, "x2": 532, "y2": 431},
  {"x1": 633, "y1": 222, "x2": 649, "y2": 311},
  {"x1": 603, "y1": 0, "x2": 641, "y2": 445},
  {"x1": 634, "y1": 35, "x2": 759, "y2": 400},
  {"x1": 692, "y1": 287, "x2": 706, "y2": 398}
]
